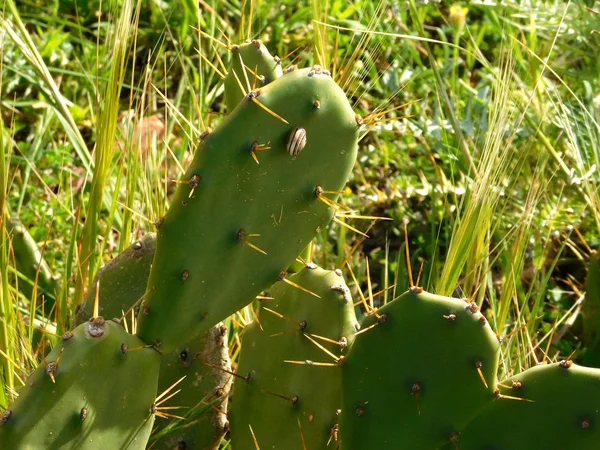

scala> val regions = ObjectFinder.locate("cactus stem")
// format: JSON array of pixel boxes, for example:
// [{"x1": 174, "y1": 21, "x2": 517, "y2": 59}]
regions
[
  {"x1": 302, "y1": 333, "x2": 341, "y2": 362},
  {"x1": 475, "y1": 360, "x2": 488, "y2": 389},
  {"x1": 411, "y1": 382, "x2": 422, "y2": 416},
  {"x1": 261, "y1": 390, "x2": 299, "y2": 405},
  {"x1": 249, "y1": 424, "x2": 261, "y2": 450}
]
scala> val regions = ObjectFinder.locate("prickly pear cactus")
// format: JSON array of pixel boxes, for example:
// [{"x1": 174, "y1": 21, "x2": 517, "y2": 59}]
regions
[
  {"x1": 149, "y1": 323, "x2": 232, "y2": 450},
  {"x1": 0, "y1": 318, "x2": 160, "y2": 449},
  {"x1": 230, "y1": 266, "x2": 358, "y2": 449},
  {"x1": 75, "y1": 233, "x2": 157, "y2": 323},
  {"x1": 583, "y1": 255, "x2": 600, "y2": 367},
  {"x1": 340, "y1": 289, "x2": 500, "y2": 450},
  {"x1": 224, "y1": 40, "x2": 282, "y2": 112},
  {"x1": 454, "y1": 362, "x2": 600, "y2": 449},
  {"x1": 7, "y1": 218, "x2": 58, "y2": 305},
  {"x1": 137, "y1": 66, "x2": 359, "y2": 353}
]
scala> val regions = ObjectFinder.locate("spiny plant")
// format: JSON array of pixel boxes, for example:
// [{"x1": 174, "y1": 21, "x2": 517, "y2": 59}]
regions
[
  {"x1": 6, "y1": 218, "x2": 59, "y2": 310},
  {"x1": 136, "y1": 64, "x2": 360, "y2": 353},
  {"x1": 230, "y1": 264, "x2": 358, "y2": 449},
  {"x1": 0, "y1": 32, "x2": 362, "y2": 446}
]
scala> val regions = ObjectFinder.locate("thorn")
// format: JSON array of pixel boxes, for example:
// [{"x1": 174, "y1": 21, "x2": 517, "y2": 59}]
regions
[
  {"x1": 249, "y1": 141, "x2": 271, "y2": 164},
  {"x1": 303, "y1": 334, "x2": 340, "y2": 362},
  {"x1": 411, "y1": 382, "x2": 421, "y2": 416},
  {"x1": 494, "y1": 389, "x2": 535, "y2": 403},
  {"x1": 327, "y1": 423, "x2": 339, "y2": 446},
  {"x1": 238, "y1": 229, "x2": 268, "y2": 255},
  {"x1": 248, "y1": 94, "x2": 289, "y2": 124},
  {"x1": 262, "y1": 390, "x2": 299, "y2": 405},
  {"x1": 366, "y1": 258, "x2": 374, "y2": 311},
  {"x1": 93, "y1": 280, "x2": 100, "y2": 319},
  {"x1": 278, "y1": 272, "x2": 321, "y2": 298},
  {"x1": 298, "y1": 417, "x2": 307, "y2": 450},
  {"x1": 204, "y1": 362, "x2": 251, "y2": 383},
  {"x1": 284, "y1": 359, "x2": 342, "y2": 367},
  {"x1": 155, "y1": 375, "x2": 186, "y2": 404},
  {"x1": 310, "y1": 333, "x2": 348, "y2": 350},
  {"x1": 353, "y1": 314, "x2": 387, "y2": 336},
  {"x1": 404, "y1": 221, "x2": 414, "y2": 287},
  {"x1": 475, "y1": 361, "x2": 488, "y2": 389},
  {"x1": 249, "y1": 424, "x2": 261, "y2": 450},
  {"x1": 346, "y1": 263, "x2": 373, "y2": 314},
  {"x1": 262, "y1": 307, "x2": 303, "y2": 329},
  {"x1": 341, "y1": 220, "x2": 377, "y2": 269},
  {"x1": 45, "y1": 347, "x2": 64, "y2": 383}
]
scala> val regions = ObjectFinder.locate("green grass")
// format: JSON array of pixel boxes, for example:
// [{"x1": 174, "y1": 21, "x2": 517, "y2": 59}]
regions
[{"x1": 1, "y1": 0, "x2": 599, "y2": 445}]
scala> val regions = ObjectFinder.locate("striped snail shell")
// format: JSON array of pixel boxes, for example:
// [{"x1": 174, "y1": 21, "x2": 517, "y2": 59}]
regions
[{"x1": 287, "y1": 127, "x2": 307, "y2": 158}]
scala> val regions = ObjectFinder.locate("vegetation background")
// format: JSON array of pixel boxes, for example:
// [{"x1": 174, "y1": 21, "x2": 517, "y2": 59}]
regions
[{"x1": 1, "y1": 0, "x2": 599, "y2": 445}]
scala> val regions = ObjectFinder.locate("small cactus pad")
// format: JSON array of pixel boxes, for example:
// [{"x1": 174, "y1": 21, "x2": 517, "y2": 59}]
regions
[
  {"x1": 0, "y1": 319, "x2": 160, "y2": 449},
  {"x1": 7, "y1": 218, "x2": 58, "y2": 305},
  {"x1": 230, "y1": 266, "x2": 358, "y2": 449},
  {"x1": 137, "y1": 66, "x2": 359, "y2": 352},
  {"x1": 583, "y1": 255, "x2": 600, "y2": 367},
  {"x1": 75, "y1": 233, "x2": 157, "y2": 324},
  {"x1": 455, "y1": 362, "x2": 600, "y2": 449},
  {"x1": 340, "y1": 290, "x2": 500, "y2": 450},
  {"x1": 224, "y1": 40, "x2": 282, "y2": 111},
  {"x1": 149, "y1": 323, "x2": 232, "y2": 450}
]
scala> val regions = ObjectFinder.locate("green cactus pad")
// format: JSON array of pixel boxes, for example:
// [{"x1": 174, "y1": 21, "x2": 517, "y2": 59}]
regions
[
  {"x1": 224, "y1": 40, "x2": 282, "y2": 112},
  {"x1": 7, "y1": 218, "x2": 58, "y2": 306},
  {"x1": 137, "y1": 66, "x2": 359, "y2": 353},
  {"x1": 340, "y1": 289, "x2": 500, "y2": 450},
  {"x1": 455, "y1": 362, "x2": 600, "y2": 449},
  {"x1": 230, "y1": 266, "x2": 358, "y2": 449},
  {"x1": 0, "y1": 319, "x2": 160, "y2": 449},
  {"x1": 149, "y1": 323, "x2": 232, "y2": 450},
  {"x1": 583, "y1": 255, "x2": 600, "y2": 367},
  {"x1": 75, "y1": 233, "x2": 156, "y2": 324}
]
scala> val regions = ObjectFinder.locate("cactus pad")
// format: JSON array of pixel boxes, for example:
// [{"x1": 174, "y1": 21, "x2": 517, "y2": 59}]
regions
[
  {"x1": 0, "y1": 319, "x2": 160, "y2": 449},
  {"x1": 75, "y1": 233, "x2": 156, "y2": 324},
  {"x1": 340, "y1": 289, "x2": 500, "y2": 449},
  {"x1": 224, "y1": 40, "x2": 282, "y2": 111},
  {"x1": 137, "y1": 66, "x2": 359, "y2": 352},
  {"x1": 230, "y1": 266, "x2": 358, "y2": 449},
  {"x1": 455, "y1": 362, "x2": 600, "y2": 449}
]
